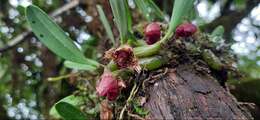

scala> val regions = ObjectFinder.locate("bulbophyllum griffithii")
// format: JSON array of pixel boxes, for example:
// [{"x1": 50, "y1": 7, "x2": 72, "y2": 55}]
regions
[
  {"x1": 96, "y1": 69, "x2": 126, "y2": 101},
  {"x1": 175, "y1": 23, "x2": 197, "y2": 38},
  {"x1": 105, "y1": 45, "x2": 140, "y2": 71}
]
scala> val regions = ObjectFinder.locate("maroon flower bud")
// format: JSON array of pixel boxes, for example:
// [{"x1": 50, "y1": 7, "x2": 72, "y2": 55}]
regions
[
  {"x1": 175, "y1": 23, "x2": 197, "y2": 38},
  {"x1": 144, "y1": 22, "x2": 161, "y2": 45},
  {"x1": 96, "y1": 70, "x2": 125, "y2": 101}
]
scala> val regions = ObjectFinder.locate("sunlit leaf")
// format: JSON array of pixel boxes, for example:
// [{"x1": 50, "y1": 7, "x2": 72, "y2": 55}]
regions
[
  {"x1": 56, "y1": 102, "x2": 86, "y2": 120},
  {"x1": 26, "y1": 5, "x2": 99, "y2": 67},
  {"x1": 96, "y1": 5, "x2": 115, "y2": 46}
]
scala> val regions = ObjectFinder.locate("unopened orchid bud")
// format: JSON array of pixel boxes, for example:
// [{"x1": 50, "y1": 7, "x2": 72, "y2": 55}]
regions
[
  {"x1": 96, "y1": 71, "x2": 124, "y2": 101},
  {"x1": 175, "y1": 23, "x2": 197, "y2": 38},
  {"x1": 144, "y1": 22, "x2": 161, "y2": 45}
]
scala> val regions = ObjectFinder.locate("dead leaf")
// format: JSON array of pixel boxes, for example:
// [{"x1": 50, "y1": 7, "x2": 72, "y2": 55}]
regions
[{"x1": 100, "y1": 100, "x2": 113, "y2": 120}]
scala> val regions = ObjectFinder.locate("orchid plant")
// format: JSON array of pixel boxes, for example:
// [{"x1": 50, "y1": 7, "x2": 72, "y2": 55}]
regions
[{"x1": 26, "y1": 0, "x2": 196, "y2": 119}]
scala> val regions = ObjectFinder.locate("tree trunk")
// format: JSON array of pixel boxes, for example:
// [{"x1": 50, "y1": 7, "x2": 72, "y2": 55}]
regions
[{"x1": 144, "y1": 64, "x2": 253, "y2": 119}]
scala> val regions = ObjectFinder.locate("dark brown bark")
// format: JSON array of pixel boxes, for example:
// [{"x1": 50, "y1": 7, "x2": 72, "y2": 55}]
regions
[{"x1": 144, "y1": 64, "x2": 252, "y2": 119}]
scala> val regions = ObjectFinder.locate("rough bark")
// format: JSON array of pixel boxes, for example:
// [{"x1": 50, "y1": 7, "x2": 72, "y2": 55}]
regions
[{"x1": 144, "y1": 64, "x2": 252, "y2": 119}]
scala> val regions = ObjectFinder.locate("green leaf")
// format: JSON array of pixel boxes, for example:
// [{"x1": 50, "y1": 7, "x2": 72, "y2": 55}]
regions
[
  {"x1": 211, "y1": 25, "x2": 225, "y2": 37},
  {"x1": 163, "y1": 0, "x2": 195, "y2": 41},
  {"x1": 134, "y1": 0, "x2": 151, "y2": 21},
  {"x1": 134, "y1": 0, "x2": 164, "y2": 21},
  {"x1": 109, "y1": 0, "x2": 131, "y2": 44},
  {"x1": 0, "y1": 64, "x2": 11, "y2": 83},
  {"x1": 17, "y1": 5, "x2": 26, "y2": 16},
  {"x1": 64, "y1": 60, "x2": 97, "y2": 71},
  {"x1": 96, "y1": 5, "x2": 115, "y2": 46},
  {"x1": 26, "y1": 5, "x2": 99, "y2": 67},
  {"x1": 56, "y1": 102, "x2": 86, "y2": 120},
  {"x1": 125, "y1": 1, "x2": 133, "y2": 33},
  {"x1": 147, "y1": 0, "x2": 165, "y2": 20},
  {"x1": 50, "y1": 95, "x2": 84, "y2": 119},
  {"x1": 133, "y1": 103, "x2": 149, "y2": 116}
]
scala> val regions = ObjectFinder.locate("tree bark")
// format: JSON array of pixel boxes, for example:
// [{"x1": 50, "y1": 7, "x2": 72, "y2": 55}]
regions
[{"x1": 144, "y1": 64, "x2": 253, "y2": 119}]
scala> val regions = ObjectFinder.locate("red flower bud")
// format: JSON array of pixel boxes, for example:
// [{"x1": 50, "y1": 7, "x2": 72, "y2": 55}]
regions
[
  {"x1": 96, "y1": 71, "x2": 120, "y2": 101},
  {"x1": 144, "y1": 22, "x2": 161, "y2": 45},
  {"x1": 175, "y1": 23, "x2": 197, "y2": 38}
]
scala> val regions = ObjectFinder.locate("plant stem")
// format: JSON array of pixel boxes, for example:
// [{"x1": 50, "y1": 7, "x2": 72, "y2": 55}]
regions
[
  {"x1": 119, "y1": 83, "x2": 138, "y2": 119},
  {"x1": 133, "y1": 42, "x2": 161, "y2": 57},
  {"x1": 47, "y1": 73, "x2": 79, "y2": 82}
]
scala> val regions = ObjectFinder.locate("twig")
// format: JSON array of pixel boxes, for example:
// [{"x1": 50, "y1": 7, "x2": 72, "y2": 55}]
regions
[
  {"x1": 0, "y1": 0, "x2": 80, "y2": 53},
  {"x1": 119, "y1": 83, "x2": 138, "y2": 120}
]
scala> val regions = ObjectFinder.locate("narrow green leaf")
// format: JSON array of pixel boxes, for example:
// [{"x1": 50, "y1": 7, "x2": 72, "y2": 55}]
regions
[
  {"x1": 163, "y1": 0, "x2": 195, "y2": 41},
  {"x1": 64, "y1": 60, "x2": 97, "y2": 71},
  {"x1": 147, "y1": 0, "x2": 165, "y2": 20},
  {"x1": 26, "y1": 5, "x2": 99, "y2": 67},
  {"x1": 96, "y1": 5, "x2": 115, "y2": 46},
  {"x1": 134, "y1": 0, "x2": 164, "y2": 21},
  {"x1": 124, "y1": 1, "x2": 133, "y2": 32},
  {"x1": 56, "y1": 102, "x2": 86, "y2": 120},
  {"x1": 50, "y1": 95, "x2": 84, "y2": 119},
  {"x1": 109, "y1": 0, "x2": 131, "y2": 44},
  {"x1": 134, "y1": 0, "x2": 151, "y2": 21}
]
